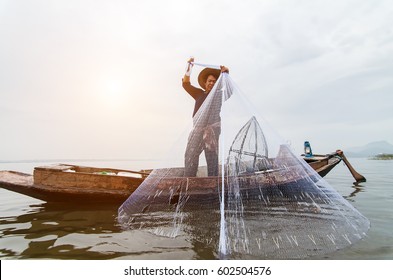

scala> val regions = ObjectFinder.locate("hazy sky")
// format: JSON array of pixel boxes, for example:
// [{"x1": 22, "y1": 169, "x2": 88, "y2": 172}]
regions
[{"x1": 1, "y1": 0, "x2": 392, "y2": 161}]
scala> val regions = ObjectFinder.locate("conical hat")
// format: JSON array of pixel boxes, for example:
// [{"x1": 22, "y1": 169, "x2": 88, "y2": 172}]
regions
[{"x1": 198, "y1": 68, "x2": 221, "y2": 89}]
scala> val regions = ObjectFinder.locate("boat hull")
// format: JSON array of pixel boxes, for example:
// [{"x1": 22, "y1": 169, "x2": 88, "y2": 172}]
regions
[{"x1": 0, "y1": 155, "x2": 341, "y2": 203}]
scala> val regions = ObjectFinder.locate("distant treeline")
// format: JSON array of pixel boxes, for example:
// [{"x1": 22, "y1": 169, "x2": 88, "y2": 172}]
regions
[{"x1": 370, "y1": 154, "x2": 393, "y2": 160}]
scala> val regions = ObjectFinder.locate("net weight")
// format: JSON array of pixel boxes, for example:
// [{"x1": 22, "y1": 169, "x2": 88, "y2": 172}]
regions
[{"x1": 217, "y1": 266, "x2": 271, "y2": 276}]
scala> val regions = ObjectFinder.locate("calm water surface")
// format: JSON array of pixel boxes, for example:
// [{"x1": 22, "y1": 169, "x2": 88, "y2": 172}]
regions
[{"x1": 0, "y1": 158, "x2": 392, "y2": 259}]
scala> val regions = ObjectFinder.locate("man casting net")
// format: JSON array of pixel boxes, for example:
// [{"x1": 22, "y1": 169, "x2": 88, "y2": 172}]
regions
[{"x1": 118, "y1": 59, "x2": 369, "y2": 259}]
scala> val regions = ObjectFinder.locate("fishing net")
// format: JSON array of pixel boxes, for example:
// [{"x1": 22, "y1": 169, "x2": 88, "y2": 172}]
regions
[{"x1": 118, "y1": 63, "x2": 369, "y2": 259}]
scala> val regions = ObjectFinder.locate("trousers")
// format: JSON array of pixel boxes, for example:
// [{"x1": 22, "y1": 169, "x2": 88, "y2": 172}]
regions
[{"x1": 184, "y1": 123, "x2": 221, "y2": 177}]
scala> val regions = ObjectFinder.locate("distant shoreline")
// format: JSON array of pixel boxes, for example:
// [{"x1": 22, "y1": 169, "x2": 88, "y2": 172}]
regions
[{"x1": 370, "y1": 154, "x2": 393, "y2": 160}]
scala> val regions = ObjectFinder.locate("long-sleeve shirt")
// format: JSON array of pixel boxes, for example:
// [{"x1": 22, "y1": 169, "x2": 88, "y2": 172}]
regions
[
  {"x1": 183, "y1": 78, "x2": 227, "y2": 128},
  {"x1": 182, "y1": 80, "x2": 208, "y2": 117}
]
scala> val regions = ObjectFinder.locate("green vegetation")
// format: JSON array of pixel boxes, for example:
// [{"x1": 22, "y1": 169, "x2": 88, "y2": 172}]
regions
[{"x1": 370, "y1": 154, "x2": 393, "y2": 160}]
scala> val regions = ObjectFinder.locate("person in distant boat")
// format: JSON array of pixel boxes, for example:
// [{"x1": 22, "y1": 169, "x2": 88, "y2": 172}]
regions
[{"x1": 182, "y1": 57, "x2": 229, "y2": 177}]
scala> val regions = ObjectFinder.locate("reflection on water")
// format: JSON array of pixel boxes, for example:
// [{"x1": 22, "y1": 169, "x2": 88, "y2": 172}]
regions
[
  {"x1": 321, "y1": 159, "x2": 393, "y2": 260},
  {"x1": 0, "y1": 199, "x2": 121, "y2": 259},
  {"x1": 1, "y1": 158, "x2": 392, "y2": 259},
  {"x1": 344, "y1": 184, "x2": 366, "y2": 202},
  {"x1": 0, "y1": 193, "x2": 212, "y2": 259}
]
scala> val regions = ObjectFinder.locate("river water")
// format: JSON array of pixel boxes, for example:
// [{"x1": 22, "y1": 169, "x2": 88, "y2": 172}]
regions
[{"x1": 0, "y1": 158, "x2": 392, "y2": 259}]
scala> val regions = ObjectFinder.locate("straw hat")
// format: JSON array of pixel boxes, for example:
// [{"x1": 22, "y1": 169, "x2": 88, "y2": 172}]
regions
[{"x1": 198, "y1": 68, "x2": 221, "y2": 90}]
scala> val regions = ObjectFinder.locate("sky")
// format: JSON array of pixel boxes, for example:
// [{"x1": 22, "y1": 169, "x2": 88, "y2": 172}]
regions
[{"x1": 1, "y1": 0, "x2": 392, "y2": 161}]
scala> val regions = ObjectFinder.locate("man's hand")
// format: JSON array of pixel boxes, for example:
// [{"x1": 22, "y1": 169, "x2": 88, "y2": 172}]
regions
[
  {"x1": 187, "y1": 57, "x2": 194, "y2": 64},
  {"x1": 220, "y1": 65, "x2": 229, "y2": 73},
  {"x1": 185, "y1": 57, "x2": 195, "y2": 77}
]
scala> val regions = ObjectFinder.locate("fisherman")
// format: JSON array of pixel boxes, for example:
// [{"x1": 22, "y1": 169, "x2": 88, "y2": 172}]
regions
[{"x1": 182, "y1": 57, "x2": 229, "y2": 177}]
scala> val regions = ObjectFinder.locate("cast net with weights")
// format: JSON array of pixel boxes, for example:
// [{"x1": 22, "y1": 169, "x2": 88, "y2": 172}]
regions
[{"x1": 118, "y1": 63, "x2": 369, "y2": 259}]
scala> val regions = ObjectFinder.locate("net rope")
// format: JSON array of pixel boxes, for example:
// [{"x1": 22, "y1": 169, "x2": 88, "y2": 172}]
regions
[{"x1": 118, "y1": 66, "x2": 369, "y2": 259}]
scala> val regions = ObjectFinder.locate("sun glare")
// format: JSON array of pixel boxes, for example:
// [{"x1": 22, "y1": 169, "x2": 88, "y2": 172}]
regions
[
  {"x1": 106, "y1": 79, "x2": 122, "y2": 96},
  {"x1": 100, "y1": 79, "x2": 126, "y2": 105}
]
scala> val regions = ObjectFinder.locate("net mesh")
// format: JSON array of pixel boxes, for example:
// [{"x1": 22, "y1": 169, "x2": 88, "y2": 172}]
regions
[{"x1": 118, "y1": 68, "x2": 369, "y2": 259}]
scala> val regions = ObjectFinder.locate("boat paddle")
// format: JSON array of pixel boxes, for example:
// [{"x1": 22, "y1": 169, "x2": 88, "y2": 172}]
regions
[{"x1": 336, "y1": 150, "x2": 366, "y2": 184}]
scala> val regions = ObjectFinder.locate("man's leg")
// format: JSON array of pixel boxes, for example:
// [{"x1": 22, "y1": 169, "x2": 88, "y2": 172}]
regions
[
  {"x1": 205, "y1": 127, "x2": 220, "y2": 177},
  {"x1": 184, "y1": 128, "x2": 204, "y2": 177},
  {"x1": 205, "y1": 149, "x2": 219, "y2": 176}
]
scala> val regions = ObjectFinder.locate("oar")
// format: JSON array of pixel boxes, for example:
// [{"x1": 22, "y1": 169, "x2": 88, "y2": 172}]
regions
[{"x1": 336, "y1": 150, "x2": 366, "y2": 184}]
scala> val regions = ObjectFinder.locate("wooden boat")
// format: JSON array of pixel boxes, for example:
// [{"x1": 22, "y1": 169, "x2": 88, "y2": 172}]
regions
[
  {"x1": 0, "y1": 151, "x2": 354, "y2": 203},
  {"x1": 0, "y1": 164, "x2": 148, "y2": 203}
]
